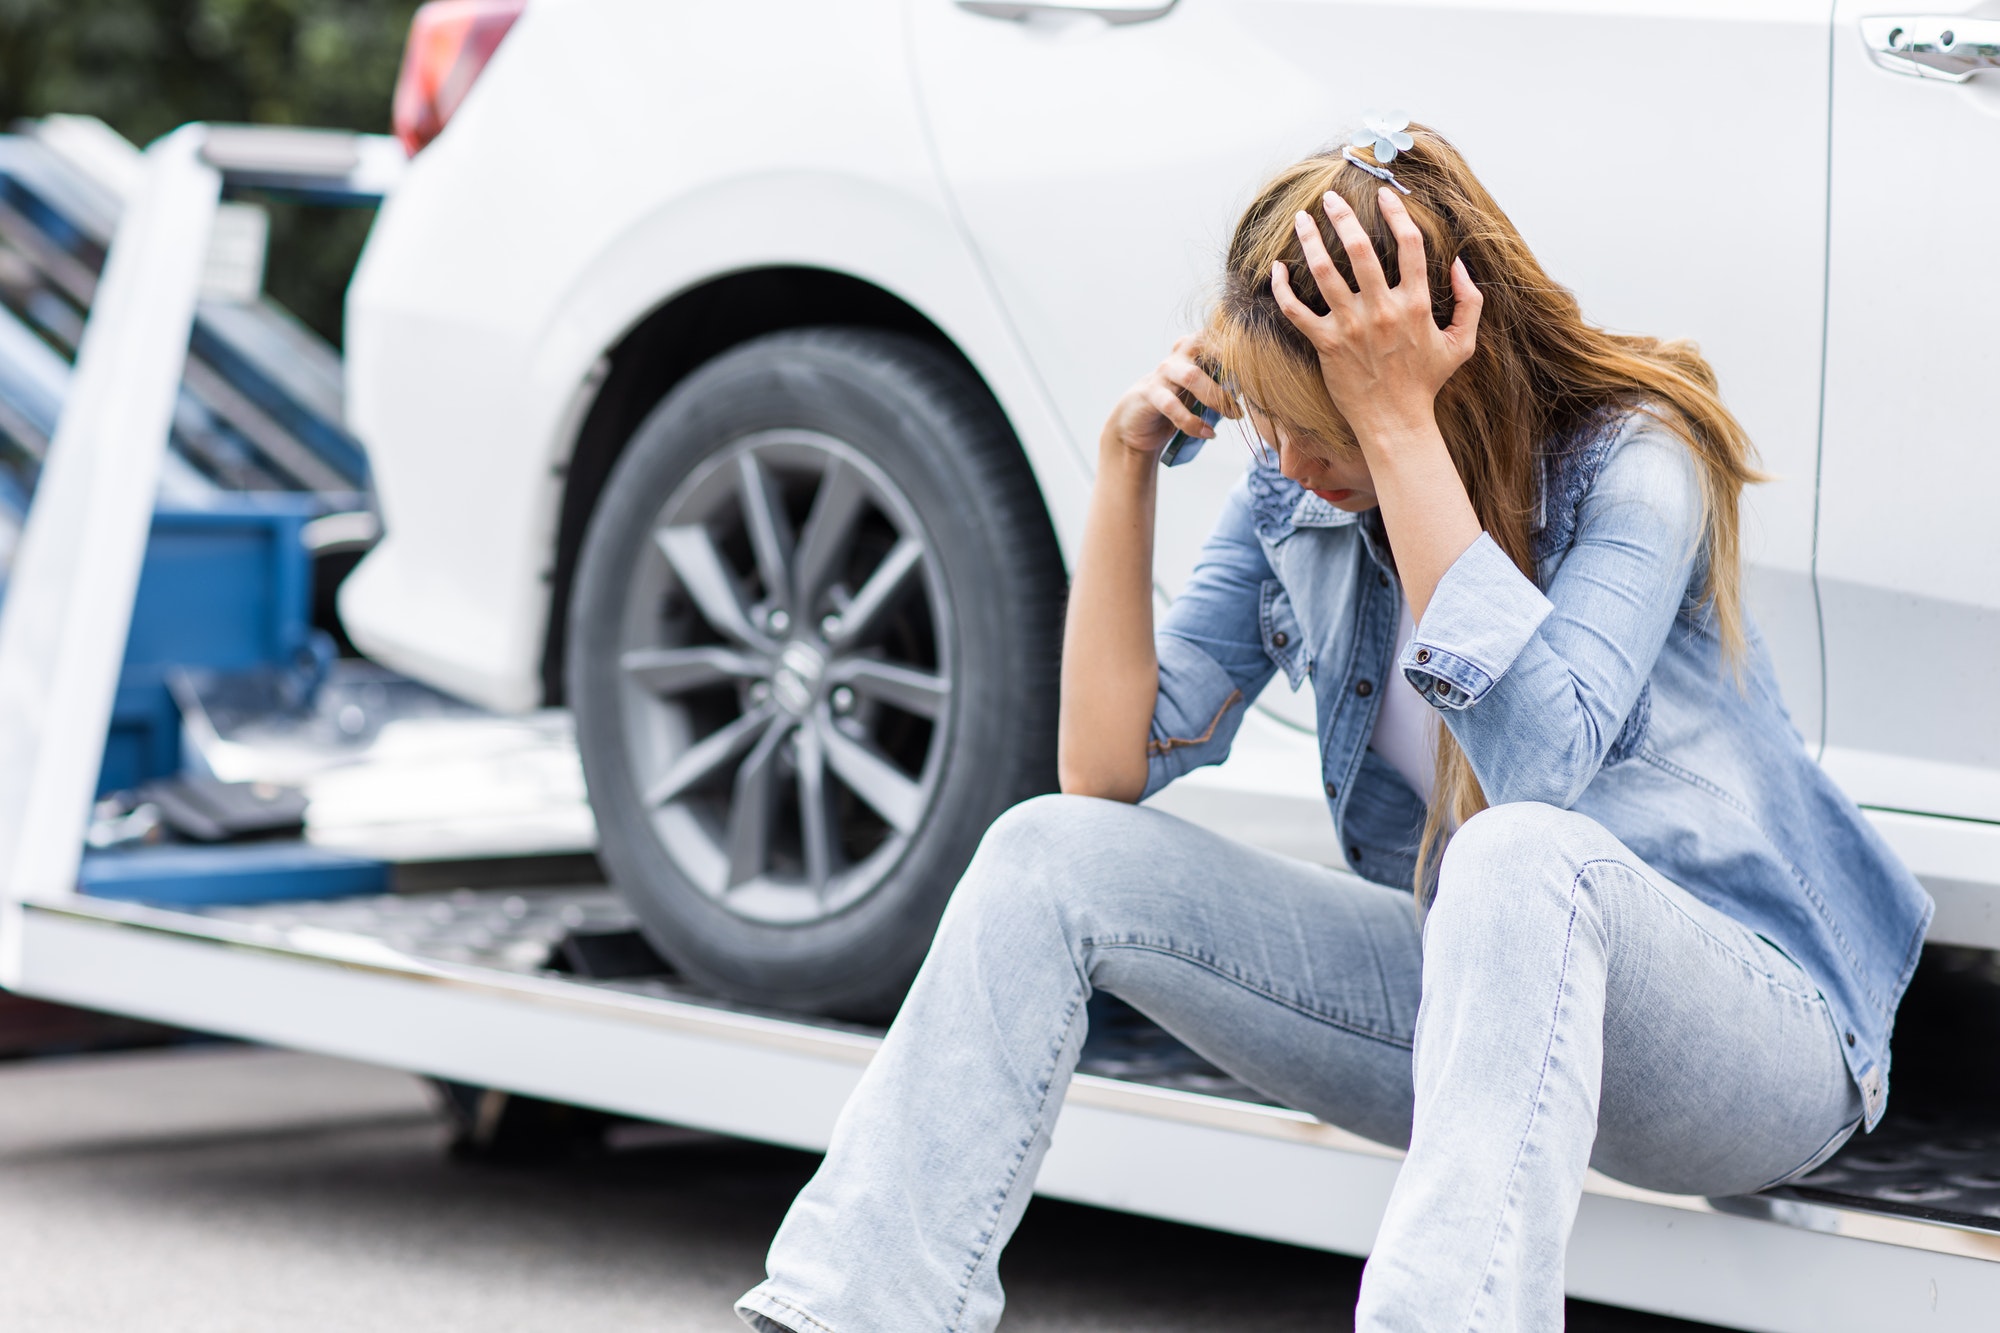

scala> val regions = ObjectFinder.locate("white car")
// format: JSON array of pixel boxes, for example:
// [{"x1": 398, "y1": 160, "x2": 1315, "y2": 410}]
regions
[{"x1": 343, "y1": 0, "x2": 2000, "y2": 1015}]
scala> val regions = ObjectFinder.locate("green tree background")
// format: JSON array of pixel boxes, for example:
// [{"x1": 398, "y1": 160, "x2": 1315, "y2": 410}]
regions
[{"x1": 0, "y1": 0, "x2": 425, "y2": 345}]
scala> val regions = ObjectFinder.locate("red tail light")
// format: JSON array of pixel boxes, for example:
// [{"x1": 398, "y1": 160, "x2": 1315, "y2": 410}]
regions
[{"x1": 392, "y1": 0, "x2": 528, "y2": 157}]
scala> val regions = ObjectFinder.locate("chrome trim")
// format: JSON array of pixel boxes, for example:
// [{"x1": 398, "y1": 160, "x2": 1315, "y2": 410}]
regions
[
  {"x1": 955, "y1": 0, "x2": 1178, "y2": 24},
  {"x1": 1862, "y1": 16, "x2": 2000, "y2": 83}
]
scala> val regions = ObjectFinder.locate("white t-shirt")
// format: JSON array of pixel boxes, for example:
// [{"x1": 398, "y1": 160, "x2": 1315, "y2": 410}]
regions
[{"x1": 1369, "y1": 596, "x2": 1438, "y2": 805}]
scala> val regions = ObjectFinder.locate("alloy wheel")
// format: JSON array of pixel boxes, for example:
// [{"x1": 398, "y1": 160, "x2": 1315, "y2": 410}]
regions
[{"x1": 616, "y1": 430, "x2": 954, "y2": 926}]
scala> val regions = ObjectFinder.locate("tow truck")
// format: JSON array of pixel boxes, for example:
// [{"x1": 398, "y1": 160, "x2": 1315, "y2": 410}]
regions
[{"x1": 2, "y1": 118, "x2": 1998, "y2": 1333}]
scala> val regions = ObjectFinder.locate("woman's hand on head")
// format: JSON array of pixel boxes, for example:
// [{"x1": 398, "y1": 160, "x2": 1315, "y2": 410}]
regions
[
  {"x1": 1271, "y1": 188, "x2": 1482, "y2": 446},
  {"x1": 1101, "y1": 335, "x2": 1238, "y2": 462}
]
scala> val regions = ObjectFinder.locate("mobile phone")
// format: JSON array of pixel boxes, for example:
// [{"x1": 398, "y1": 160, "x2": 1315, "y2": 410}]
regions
[
  {"x1": 1160, "y1": 400, "x2": 1222, "y2": 467},
  {"x1": 1161, "y1": 358, "x2": 1227, "y2": 468}
]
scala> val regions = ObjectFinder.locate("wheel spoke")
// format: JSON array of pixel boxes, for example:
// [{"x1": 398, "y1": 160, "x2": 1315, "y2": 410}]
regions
[
  {"x1": 795, "y1": 722, "x2": 836, "y2": 897},
  {"x1": 817, "y1": 715, "x2": 924, "y2": 834},
  {"x1": 644, "y1": 705, "x2": 777, "y2": 808},
  {"x1": 724, "y1": 717, "x2": 791, "y2": 887},
  {"x1": 791, "y1": 458, "x2": 870, "y2": 609},
  {"x1": 621, "y1": 645, "x2": 767, "y2": 697},
  {"x1": 736, "y1": 451, "x2": 795, "y2": 612},
  {"x1": 825, "y1": 657, "x2": 949, "y2": 720},
  {"x1": 656, "y1": 524, "x2": 767, "y2": 648},
  {"x1": 825, "y1": 536, "x2": 922, "y2": 650},
  {"x1": 623, "y1": 431, "x2": 954, "y2": 924}
]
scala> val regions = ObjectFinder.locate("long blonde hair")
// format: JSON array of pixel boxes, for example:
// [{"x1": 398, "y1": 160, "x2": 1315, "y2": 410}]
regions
[{"x1": 1203, "y1": 124, "x2": 1765, "y2": 890}]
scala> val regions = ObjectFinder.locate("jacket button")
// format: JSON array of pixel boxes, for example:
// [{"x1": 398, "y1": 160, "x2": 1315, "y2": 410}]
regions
[
  {"x1": 1324, "y1": 780, "x2": 1338, "y2": 798},
  {"x1": 1377, "y1": 571, "x2": 1390, "y2": 588},
  {"x1": 1414, "y1": 647, "x2": 1431, "y2": 665},
  {"x1": 1347, "y1": 844, "x2": 1362, "y2": 862},
  {"x1": 1355, "y1": 680, "x2": 1373, "y2": 697},
  {"x1": 1846, "y1": 1031, "x2": 1856, "y2": 1047},
  {"x1": 1272, "y1": 631, "x2": 1289, "y2": 648}
]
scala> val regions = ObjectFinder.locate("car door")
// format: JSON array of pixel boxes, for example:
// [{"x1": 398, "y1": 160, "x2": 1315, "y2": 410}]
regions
[
  {"x1": 910, "y1": 0, "x2": 1837, "y2": 742},
  {"x1": 1815, "y1": 2, "x2": 2000, "y2": 821}
]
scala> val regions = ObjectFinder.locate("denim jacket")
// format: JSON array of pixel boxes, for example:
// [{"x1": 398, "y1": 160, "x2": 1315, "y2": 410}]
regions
[{"x1": 1140, "y1": 410, "x2": 1932, "y2": 1129}]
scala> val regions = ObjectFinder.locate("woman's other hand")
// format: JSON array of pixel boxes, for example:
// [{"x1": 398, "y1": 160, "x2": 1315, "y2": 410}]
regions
[
  {"x1": 1270, "y1": 188, "x2": 1481, "y2": 443},
  {"x1": 1102, "y1": 334, "x2": 1238, "y2": 462},
  {"x1": 1060, "y1": 336, "x2": 1231, "y2": 802},
  {"x1": 1269, "y1": 188, "x2": 1483, "y2": 625}
]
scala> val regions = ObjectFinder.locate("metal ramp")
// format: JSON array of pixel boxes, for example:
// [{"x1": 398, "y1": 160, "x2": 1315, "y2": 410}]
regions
[
  {"x1": 0, "y1": 117, "x2": 374, "y2": 499},
  {"x1": 0, "y1": 121, "x2": 1997, "y2": 1333}
]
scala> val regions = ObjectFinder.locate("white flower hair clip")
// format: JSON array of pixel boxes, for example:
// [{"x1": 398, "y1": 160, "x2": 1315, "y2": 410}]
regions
[
  {"x1": 1342, "y1": 110, "x2": 1416, "y2": 195},
  {"x1": 1351, "y1": 110, "x2": 1414, "y2": 163}
]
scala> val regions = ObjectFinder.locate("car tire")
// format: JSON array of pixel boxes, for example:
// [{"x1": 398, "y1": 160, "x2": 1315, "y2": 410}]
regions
[{"x1": 567, "y1": 328, "x2": 1065, "y2": 1017}]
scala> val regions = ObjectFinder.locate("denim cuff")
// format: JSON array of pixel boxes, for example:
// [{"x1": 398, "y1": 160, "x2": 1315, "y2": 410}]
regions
[
  {"x1": 1401, "y1": 533, "x2": 1552, "y2": 712},
  {"x1": 1142, "y1": 633, "x2": 1248, "y2": 799},
  {"x1": 736, "y1": 1288, "x2": 834, "y2": 1333}
]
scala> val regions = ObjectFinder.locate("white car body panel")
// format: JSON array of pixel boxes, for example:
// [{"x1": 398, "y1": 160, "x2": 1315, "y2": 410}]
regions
[
  {"x1": 343, "y1": 0, "x2": 2000, "y2": 917},
  {"x1": 1817, "y1": 0, "x2": 2000, "y2": 823},
  {"x1": 343, "y1": 0, "x2": 1088, "y2": 712}
]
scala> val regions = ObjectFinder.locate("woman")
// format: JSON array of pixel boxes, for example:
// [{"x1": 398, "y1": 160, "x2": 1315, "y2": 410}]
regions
[{"x1": 736, "y1": 122, "x2": 1931, "y2": 1333}]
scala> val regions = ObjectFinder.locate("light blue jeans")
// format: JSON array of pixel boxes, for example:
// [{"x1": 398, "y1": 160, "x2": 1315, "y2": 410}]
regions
[{"x1": 737, "y1": 796, "x2": 1863, "y2": 1333}]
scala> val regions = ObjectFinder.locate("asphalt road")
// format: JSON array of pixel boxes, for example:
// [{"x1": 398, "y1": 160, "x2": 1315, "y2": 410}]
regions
[{"x1": 0, "y1": 1044, "x2": 1721, "y2": 1332}]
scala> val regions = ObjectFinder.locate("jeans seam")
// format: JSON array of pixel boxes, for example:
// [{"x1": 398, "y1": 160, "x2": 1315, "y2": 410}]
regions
[
  {"x1": 1462, "y1": 858, "x2": 1587, "y2": 1333},
  {"x1": 944, "y1": 982, "x2": 1085, "y2": 1333},
  {"x1": 1574, "y1": 855, "x2": 1821, "y2": 1006},
  {"x1": 1365, "y1": 916, "x2": 1402, "y2": 1040},
  {"x1": 1086, "y1": 937, "x2": 1412, "y2": 1051}
]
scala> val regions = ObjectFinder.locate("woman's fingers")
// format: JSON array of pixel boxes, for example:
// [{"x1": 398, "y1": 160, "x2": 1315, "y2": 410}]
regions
[
  {"x1": 1270, "y1": 261, "x2": 1327, "y2": 339},
  {"x1": 1445, "y1": 256, "x2": 1483, "y2": 359},
  {"x1": 1145, "y1": 381, "x2": 1213, "y2": 438},
  {"x1": 1378, "y1": 190, "x2": 1430, "y2": 297},
  {"x1": 1166, "y1": 354, "x2": 1238, "y2": 418},
  {"x1": 1168, "y1": 333, "x2": 1239, "y2": 416},
  {"x1": 1292, "y1": 210, "x2": 1352, "y2": 312},
  {"x1": 1322, "y1": 191, "x2": 1388, "y2": 296}
]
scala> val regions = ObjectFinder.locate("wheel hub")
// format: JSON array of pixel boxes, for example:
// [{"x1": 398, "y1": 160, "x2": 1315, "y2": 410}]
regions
[{"x1": 771, "y1": 639, "x2": 826, "y2": 717}]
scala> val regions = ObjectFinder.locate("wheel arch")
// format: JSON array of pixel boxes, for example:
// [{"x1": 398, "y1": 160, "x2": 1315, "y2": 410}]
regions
[{"x1": 541, "y1": 267, "x2": 990, "y2": 707}]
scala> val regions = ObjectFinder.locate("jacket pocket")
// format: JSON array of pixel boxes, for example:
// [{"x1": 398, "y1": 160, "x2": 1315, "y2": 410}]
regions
[{"x1": 1259, "y1": 581, "x2": 1309, "y2": 689}]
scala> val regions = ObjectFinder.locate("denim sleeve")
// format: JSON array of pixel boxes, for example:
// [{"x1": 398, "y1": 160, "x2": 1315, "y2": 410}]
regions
[
  {"x1": 1140, "y1": 481, "x2": 1278, "y2": 800},
  {"x1": 1402, "y1": 420, "x2": 1701, "y2": 807}
]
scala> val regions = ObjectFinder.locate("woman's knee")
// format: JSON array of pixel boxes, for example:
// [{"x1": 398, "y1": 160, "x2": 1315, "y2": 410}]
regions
[
  {"x1": 971, "y1": 793, "x2": 1142, "y2": 871},
  {"x1": 950, "y1": 793, "x2": 1154, "y2": 929},
  {"x1": 1430, "y1": 801, "x2": 1610, "y2": 930}
]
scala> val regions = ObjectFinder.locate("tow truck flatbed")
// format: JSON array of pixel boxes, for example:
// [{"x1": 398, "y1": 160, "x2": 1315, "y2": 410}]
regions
[
  {"x1": 10, "y1": 884, "x2": 1999, "y2": 1333},
  {"x1": 5, "y1": 123, "x2": 2000, "y2": 1333}
]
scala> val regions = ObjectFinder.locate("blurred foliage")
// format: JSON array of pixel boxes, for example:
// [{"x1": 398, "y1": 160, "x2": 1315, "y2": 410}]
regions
[{"x1": 0, "y1": 0, "x2": 426, "y2": 346}]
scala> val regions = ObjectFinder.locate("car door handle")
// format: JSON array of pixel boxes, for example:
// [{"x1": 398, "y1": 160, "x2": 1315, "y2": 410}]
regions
[
  {"x1": 954, "y1": 0, "x2": 1177, "y2": 24},
  {"x1": 1862, "y1": 15, "x2": 2000, "y2": 82}
]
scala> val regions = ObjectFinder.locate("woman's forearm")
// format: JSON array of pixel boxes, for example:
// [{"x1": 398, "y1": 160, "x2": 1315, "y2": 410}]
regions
[
  {"x1": 1057, "y1": 437, "x2": 1161, "y2": 802},
  {"x1": 1353, "y1": 409, "x2": 1482, "y2": 624}
]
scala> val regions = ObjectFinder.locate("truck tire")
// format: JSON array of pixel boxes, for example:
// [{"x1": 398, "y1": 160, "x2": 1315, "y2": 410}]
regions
[{"x1": 567, "y1": 329, "x2": 1064, "y2": 1017}]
